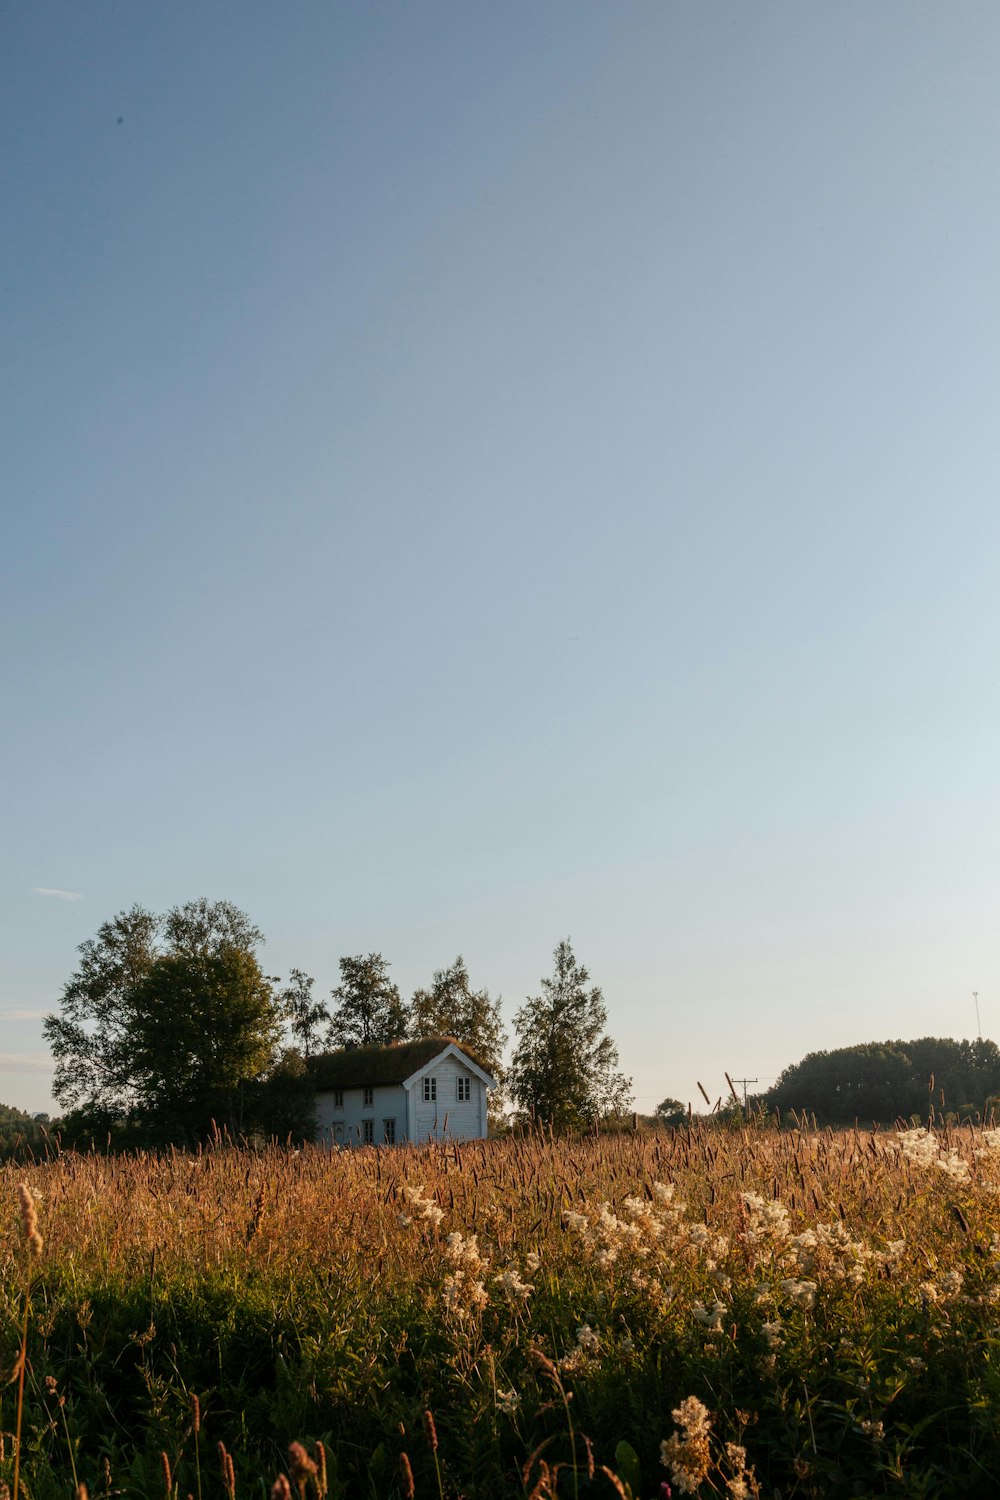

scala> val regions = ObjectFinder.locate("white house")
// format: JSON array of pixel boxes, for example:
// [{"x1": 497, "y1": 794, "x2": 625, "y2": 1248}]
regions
[{"x1": 311, "y1": 1036, "x2": 495, "y2": 1147}]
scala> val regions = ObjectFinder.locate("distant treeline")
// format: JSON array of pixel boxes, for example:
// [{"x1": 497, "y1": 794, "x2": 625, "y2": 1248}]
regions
[
  {"x1": 0, "y1": 1102, "x2": 51, "y2": 1160},
  {"x1": 761, "y1": 1037, "x2": 1000, "y2": 1126}
]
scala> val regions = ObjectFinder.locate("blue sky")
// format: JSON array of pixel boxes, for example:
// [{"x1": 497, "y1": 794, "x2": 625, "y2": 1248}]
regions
[{"x1": 4, "y1": 2, "x2": 999, "y2": 1116}]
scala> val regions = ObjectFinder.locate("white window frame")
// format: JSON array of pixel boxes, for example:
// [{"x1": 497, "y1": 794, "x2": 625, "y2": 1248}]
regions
[
  {"x1": 423, "y1": 1076, "x2": 437, "y2": 1102},
  {"x1": 333, "y1": 1088, "x2": 344, "y2": 1109},
  {"x1": 383, "y1": 1118, "x2": 396, "y2": 1144},
  {"x1": 362, "y1": 1119, "x2": 374, "y2": 1145},
  {"x1": 363, "y1": 1085, "x2": 374, "y2": 1109},
  {"x1": 457, "y1": 1076, "x2": 471, "y2": 1102}
]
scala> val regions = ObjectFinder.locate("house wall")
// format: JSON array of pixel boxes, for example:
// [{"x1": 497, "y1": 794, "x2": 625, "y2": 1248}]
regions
[
  {"x1": 315, "y1": 1084, "x2": 407, "y2": 1147},
  {"x1": 409, "y1": 1054, "x2": 487, "y2": 1142}
]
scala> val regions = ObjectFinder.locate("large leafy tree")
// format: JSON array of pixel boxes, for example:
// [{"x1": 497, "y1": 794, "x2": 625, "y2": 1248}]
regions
[
  {"x1": 326, "y1": 953, "x2": 408, "y2": 1049},
  {"x1": 509, "y1": 940, "x2": 631, "y2": 1129},
  {"x1": 45, "y1": 899, "x2": 282, "y2": 1139},
  {"x1": 45, "y1": 903, "x2": 161, "y2": 1114},
  {"x1": 410, "y1": 956, "x2": 508, "y2": 1113}
]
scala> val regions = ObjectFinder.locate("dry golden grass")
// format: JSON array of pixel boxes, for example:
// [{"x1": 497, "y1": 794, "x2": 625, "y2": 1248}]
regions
[{"x1": 2, "y1": 1122, "x2": 1000, "y2": 1497}]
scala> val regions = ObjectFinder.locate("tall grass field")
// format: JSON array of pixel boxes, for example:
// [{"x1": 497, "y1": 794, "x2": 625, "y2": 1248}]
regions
[{"x1": 3, "y1": 1122, "x2": 1000, "y2": 1498}]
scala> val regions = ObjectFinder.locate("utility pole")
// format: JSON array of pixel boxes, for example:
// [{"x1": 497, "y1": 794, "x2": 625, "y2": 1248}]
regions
[
  {"x1": 974, "y1": 991, "x2": 982, "y2": 1041},
  {"x1": 732, "y1": 1077, "x2": 758, "y2": 1118}
]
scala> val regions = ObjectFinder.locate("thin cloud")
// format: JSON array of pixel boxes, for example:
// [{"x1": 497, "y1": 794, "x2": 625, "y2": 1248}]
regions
[
  {"x1": 0, "y1": 1009, "x2": 49, "y2": 1021},
  {"x1": 32, "y1": 887, "x2": 83, "y2": 902},
  {"x1": 0, "y1": 1053, "x2": 53, "y2": 1074}
]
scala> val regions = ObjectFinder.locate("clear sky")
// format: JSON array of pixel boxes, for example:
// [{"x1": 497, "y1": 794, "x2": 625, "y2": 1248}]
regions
[{"x1": 4, "y1": 2, "x2": 999, "y2": 1118}]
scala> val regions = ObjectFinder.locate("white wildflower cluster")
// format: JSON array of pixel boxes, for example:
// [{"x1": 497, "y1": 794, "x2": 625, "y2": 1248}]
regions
[
  {"x1": 692, "y1": 1298, "x2": 727, "y2": 1334},
  {"x1": 779, "y1": 1277, "x2": 817, "y2": 1311},
  {"x1": 761, "y1": 1318, "x2": 783, "y2": 1349},
  {"x1": 493, "y1": 1266, "x2": 535, "y2": 1304},
  {"x1": 558, "y1": 1323, "x2": 602, "y2": 1374},
  {"x1": 895, "y1": 1129, "x2": 971, "y2": 1182},
  {"x1": 440, "y1": 1229, "x2": 491, "y2": 1320},
  {"x1": 975, "y1": 1129, "x2": 1000, "y2": 1158},
  {"x1": 399, "y1": 1187, "x2": 512, "y2": 1323},
  {"x1": 441, "y1": 1269, "x2": 489, "y2": 1319},
  {"x1": 740, "y1": 1192, "x2": 792, "y2": 1248},
  {"x1": 399, "y1": 1184, "x2": 445, "y2": 1229},
  {"x1": 660, "y1": 1396, "x2": 712, "y2": 1496},
  {"x1": 496, "y1": 1387, "x2": 520, "y2": 1415},
  {"x1": 742, "y1": 1191, "x2": 882, "y2": 1293},
  {"x1": 788, "y1": 1220, "x2": 873, "y2": 1288},
  {"x1": 443, "y1": 1230, "x2": 484, "y2": 1267}
]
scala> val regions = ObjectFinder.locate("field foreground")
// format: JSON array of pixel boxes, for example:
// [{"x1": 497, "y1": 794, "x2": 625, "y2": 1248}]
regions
[{"x1": 3, "y1": 1123, "x2": 1000, "y2": 1499}]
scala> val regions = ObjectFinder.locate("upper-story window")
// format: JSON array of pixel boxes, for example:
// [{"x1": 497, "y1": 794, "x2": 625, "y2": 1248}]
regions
[
  {"x1": 457, "y1": 1076, "x2": 471, "y2": 1102},
  {"x1": 363, "y1": 1085, "x2": 373, "y2": 1109},
  {"x1": 423, "y1": 1076, "x2": 437, "y2": 1102},
  {"x1": 333, "y1": 1088, "x2": 344, "y2": 1109}
]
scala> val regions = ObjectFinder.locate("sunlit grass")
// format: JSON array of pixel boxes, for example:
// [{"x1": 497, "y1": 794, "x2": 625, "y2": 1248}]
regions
[{"x1": 2, "y1": 1122, "x2": 1000, "y2": 1497}]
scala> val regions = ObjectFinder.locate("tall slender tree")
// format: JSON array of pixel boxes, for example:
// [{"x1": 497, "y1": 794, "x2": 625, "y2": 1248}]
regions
[
  {"x1": 278, "y1": 968, "x2": 330, "y2": 1058},
  {"x1": 509, "y1": 939, "x2": 631, "y2": 1129},
  {"x1": 326, "y1": 953, "x2": 408, "y2": 1049}
]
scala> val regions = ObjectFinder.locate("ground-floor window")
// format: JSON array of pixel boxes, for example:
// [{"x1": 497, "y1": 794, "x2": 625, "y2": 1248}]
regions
[
  {"x1": 457, "y1": 1076, "x2": 471, "y2": 1101},
  {"x1": 383, "y1": 1118, "x2": 396, "y2": 1144},
  {"x1": 362, "y1": 1119, "x2": 374, "y2": 1145}
]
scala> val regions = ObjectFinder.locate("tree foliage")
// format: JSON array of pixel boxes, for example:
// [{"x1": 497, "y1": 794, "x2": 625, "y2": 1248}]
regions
[
  {"x1": 509, "y1": 940, "x2": 631, "y2": 1129},
  {"x1": 326, "y1": 953, "x2": 408, "y2": 1049},
  {"x1": 765, "y1": 1037, "x2": 1000, "y2": 1125},
  {"x1": 44, "y1": 899, "x2": 282, "y2": 1141},
  {"x1": 410, "y1": 955, "x2": 508, "y2": 1113},
  {"x1": 655, "y1": 1096, "x2": 688, "y2": 1126},
  {"x1": 278, "y1": 968, "x2": 330, "y2": 1058}
]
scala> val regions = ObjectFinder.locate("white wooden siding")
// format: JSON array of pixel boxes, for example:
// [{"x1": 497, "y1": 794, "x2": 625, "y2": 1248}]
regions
[
  {"x1": 315, "y1": 1084, "x2": 407, "y2": 1147},
  {"x1": 408, "y1": 1055, "x2": 486, "y2": 1142}
]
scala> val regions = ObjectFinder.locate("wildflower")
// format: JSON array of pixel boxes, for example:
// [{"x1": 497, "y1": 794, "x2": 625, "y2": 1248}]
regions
[
  {"x1": 692, "y1": 1299, "x2": 727, "y2": 1332},
  {"x1": 493, "y1": 1267, "x2": 534, "y2": 1303},
  {"x1": 860, "y1": 1420, "x2": 884, "y2": 1443},
  {"x1": 919, "y1": 1280, "x2": 938, "y2": 1303},
  {"x1": 525, "y1": 1251, "x2": 542, "y2": 1272},
  {"x1": 939, "y1": 1267, "x2": 964, "y2": 1299},
  {"x1": 779, "y1": 1278, "x2": 816, "y2": 1311},
  {"x1": 975, "y1": 1129, "x2": 1000, "y2": 1157},
  {"x1": 496, "y1": 1388, "x2": 520, "y2": 1415},
  {"x1": 896, "y1": 1129, "x2": 940, "y2": 1167},
  {"x1": 936, "y1": 1150, "x2": 970, "y2": 1183},
  {"x1": 660, "y1": 1396, "x2": 712, "y2": 1496},
  {"x1": 576, "y1": 1323, "x2": 600, "y2": 1354},
  {"x1": 761, "y1": 1319, "x2": 783, "y2": 1349}
]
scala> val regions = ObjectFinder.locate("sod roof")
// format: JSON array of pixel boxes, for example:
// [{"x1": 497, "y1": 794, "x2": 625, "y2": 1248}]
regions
[{"x1": 309, "y1": 1037, "x2": 492, "y2": 1090}]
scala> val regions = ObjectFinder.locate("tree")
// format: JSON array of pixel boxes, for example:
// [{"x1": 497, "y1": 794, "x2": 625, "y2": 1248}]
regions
[
  {"x1": 764, "y1": 1037, "x2": 1000, "y2": 1125},
  {"x1": 410, "y1": 955, "x2": 508, "y2": 1114},
  {"x1": 44, "y1": 903, "x2": 160, "y2": 1113},
  {"x1": 326, "y1": 954, "x2": 408, "y2": 1049},
  {"x1": 128, "y1": 946, "x2": 280, "y2": 1139},
  {"x1": 655, "y1": 1096, "x2": 688, "y2": 1126},
  {"x1": 278, "y1": 968, "x2": 329, "y2": 1058},
  {"x1": 509, "y1": 939, "x2": 631, "y2": 1129},
  {"x1": 44, "y1": 899, "x2": 283, "y2": 1140}
]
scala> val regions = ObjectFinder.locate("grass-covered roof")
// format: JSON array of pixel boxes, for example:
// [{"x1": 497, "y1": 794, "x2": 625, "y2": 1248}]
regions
[{"x1": 309, "y1": 1037, "x2": 489, "y2": 1090}]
